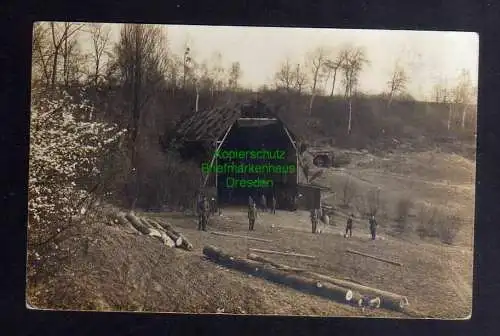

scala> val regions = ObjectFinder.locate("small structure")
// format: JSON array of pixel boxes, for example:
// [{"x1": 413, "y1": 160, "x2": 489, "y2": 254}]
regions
[{"x1": 296, "y1": 183, "x2": 330, "y2": 210}]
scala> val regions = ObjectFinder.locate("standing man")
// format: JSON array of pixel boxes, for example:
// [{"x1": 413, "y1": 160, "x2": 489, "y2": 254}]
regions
[
  {"x1": 260, "y1": 194, "x2": 267, "y2": 212},
  {"x1": 369, "y1": 215, "x2": 377, "y2": 240},
  {"x1": 345, "y1": 214, "x2": 354, "y2": 238},
  {"x1": 248, "y1": 195, "x2": 254, "y2": 207},
  {"x1": 248, "y1": 202, "x2": 257, "y2": 231},
  {"x1": 210, "y1": 197, "x2": 217, "y2": 216},
  {"x1": 310, "y1": 208, "x2": 318, "y2": 233},
  {"x1": 271, "y1": 195, "x2": 277, "y2": 214},
  {"x1": 198, "y1": 195, "x2": 210, "y2": 231}
]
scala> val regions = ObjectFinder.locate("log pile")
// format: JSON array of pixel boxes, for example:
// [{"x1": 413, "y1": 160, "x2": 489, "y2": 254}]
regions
[
  {"x1": 246, "y1": 253, "x2": 409, "y2": 312},
  {"x1": 203, "y1": 245, "x2": 356, "y2": 305},
  {"x1": 113, "y1": 212, "x2": 193, "y2": 251}
]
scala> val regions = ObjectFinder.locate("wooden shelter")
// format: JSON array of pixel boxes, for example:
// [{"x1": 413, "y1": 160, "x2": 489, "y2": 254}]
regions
[{"x1": 169, "y1": 99, "x2": 322, "y2": 210}]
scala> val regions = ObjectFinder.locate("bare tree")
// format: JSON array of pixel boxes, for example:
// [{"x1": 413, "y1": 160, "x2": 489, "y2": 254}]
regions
[
  {"x1": 61, "y1": 30, "x2": 85, "y2": 88},
  {"x1": 386, "y1": 61, "x2": 409, "y2": 108},
  {"x1": 452, "y1": 69, "x2": 474, "y2": 129},
  {"x1": 182, "y1": 45, "x2": 192, "y2": 89},
  {"x1": 274, "y1": 58, "x2": 294, "y2": 92},
  {"x1": 113, "y1": 23, "x2": 169, "y2": 209},
  {"x1": 49, "y1": 22, "x2": 85, "y2": 89},
  {"x1": 166, "y1": 54, "x2": 182, "y2": 95},
  {"x1": 293, "y1": 63, "x2": 308, "y2": 95},
  {"x1": 306, "y1": 47, "x2": 329, "y2": 114},
  {"x1": 342, "y1": 178, "x2": 357, "y2": 207},
  {"x1": 228, "y1": 61, "x2": 242, "y2": 90},
  {"x1": 209, "y1": 52, "x2": 226, "y2": 95},
  {"x1": 341, "y1": 47, "x2": 368, "y2": 134},
  {"x1": 31, "y1": 23, "x2": 52, "y2": 88},
  {"x1": 88, "y1": 23, "x2": 111, "y2": 86},
  {"x1": 323, "y1": 52, "x2": 346, "y2": 97}
]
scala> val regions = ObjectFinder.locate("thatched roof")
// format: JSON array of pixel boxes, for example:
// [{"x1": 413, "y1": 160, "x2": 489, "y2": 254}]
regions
[{"x1": 172, "y1": 99, "x2": 285, "y2": 143}]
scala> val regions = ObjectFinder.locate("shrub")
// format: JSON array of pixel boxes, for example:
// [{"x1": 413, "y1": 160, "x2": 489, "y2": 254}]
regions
[
  {"x1": 437, "y1": 214, "x2": 464, "y2": 245},
  {"x1": 394, "y1": 197, "x2": 413, "y2": 233},
  {"x1": 416, "y1": 204, "x2": 464, "y2": 244},
  {"x1": 341, "y1": 178, "x2": 357, "y2": 208},
  {"x1": 28, "y1": 89, "x2": 127, "y2": 280},
  {"x1": 354, "y1": 187, "x2": 384, "y2": 218}
]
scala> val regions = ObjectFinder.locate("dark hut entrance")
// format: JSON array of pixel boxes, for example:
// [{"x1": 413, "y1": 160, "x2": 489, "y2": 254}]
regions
[{"x1": 217, "y1": 118, "x2": 298, "y2": 208}]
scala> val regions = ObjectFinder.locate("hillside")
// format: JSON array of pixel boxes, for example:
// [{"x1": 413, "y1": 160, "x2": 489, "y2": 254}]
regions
[{"x1": 27, "y1": 147, "x2": 474, "y2": 319}]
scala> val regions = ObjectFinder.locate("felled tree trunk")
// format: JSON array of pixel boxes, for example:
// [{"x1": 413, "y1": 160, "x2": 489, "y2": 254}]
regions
[
  {"x1": 154, "y1": 218, "x2": 193, "y2": 251},
  {"x1": 246, "y1": 253, "x2": 407, "y2": 312},
  {"x1": 203, "y1": 245, "x2": 354, "y2": 304},
  {"x1": 125, "y1": 212, "x2": 151, "y2": 235},
  {"x1": 146, "y1": 219, "x2": 183, "y2": 247},
  {"x1": 115, "y1": 212, "x2": 140, "y2": 234}
]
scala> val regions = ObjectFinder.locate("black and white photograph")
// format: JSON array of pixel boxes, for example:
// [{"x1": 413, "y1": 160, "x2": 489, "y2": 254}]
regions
[{"x1": 27, "y1": 23, "x2": 478, "y2": 319}]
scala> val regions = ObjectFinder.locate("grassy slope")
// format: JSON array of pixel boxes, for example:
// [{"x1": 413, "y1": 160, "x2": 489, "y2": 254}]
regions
[{"x1": 27, "y1": 149, "x2": 474, "y2": 319}]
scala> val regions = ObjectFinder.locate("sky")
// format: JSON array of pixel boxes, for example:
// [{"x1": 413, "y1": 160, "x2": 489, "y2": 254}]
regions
[{"x1": 76, "y1": 23, "x2": 479, "y2": 101}]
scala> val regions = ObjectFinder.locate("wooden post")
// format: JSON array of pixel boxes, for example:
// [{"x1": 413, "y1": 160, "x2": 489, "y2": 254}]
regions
[
  {"x1": 215, "y1": 140, "x2": 218, "y2": 190},
  {"x1": 202, "y1": 125, "x2": 233, "y2": 188}
]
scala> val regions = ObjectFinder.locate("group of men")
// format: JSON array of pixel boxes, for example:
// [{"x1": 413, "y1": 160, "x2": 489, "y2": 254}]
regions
[
  {"x1": 198, "y1": 192, "x2": 379, "y2": 239},
  {"x1": 310, "y1": 208, "x2": 378, "y2": 240},
  {"x1": 247, "y1": 194, "x2": 277, "y2": 231},
  {"x1": 343, "y1": 213, "x2": 378, "y2": 240},
  {"x1": 197, "y1": 195, "x2": 218, "y2": 231}
]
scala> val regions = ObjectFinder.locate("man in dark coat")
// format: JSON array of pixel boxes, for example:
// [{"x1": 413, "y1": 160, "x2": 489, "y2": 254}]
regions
[
  {"x1": 271, "y1": 195, "x2": 277, "y2": 214},
  {"x1": 248, "y1": 202, "x2": 257, "y2": 231},
  {"x1": 345, "y1": 214, "x2": 354, "y2": 238},
  {"x1": 260, "y1": 194, "x2": 267, "y2": 212},
  {"x1": 369, "y1": 215, "x2": 377, "y2": 240},
  {"x1": 310, "y1": 208, "x2": 319, "y2": 233},
  {"x1": 198, "y1": 195, "x2": 210, "y2": 231}
]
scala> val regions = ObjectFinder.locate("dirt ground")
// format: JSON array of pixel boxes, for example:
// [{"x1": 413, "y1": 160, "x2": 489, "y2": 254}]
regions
[{"x1": 27, "y1": 149, "x2": 475, "y2": 319}]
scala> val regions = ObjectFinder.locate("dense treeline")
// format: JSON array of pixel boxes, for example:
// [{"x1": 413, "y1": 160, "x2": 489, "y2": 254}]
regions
[{"x1": 30, "y1": 22, "x2": 477, "y2": 215}]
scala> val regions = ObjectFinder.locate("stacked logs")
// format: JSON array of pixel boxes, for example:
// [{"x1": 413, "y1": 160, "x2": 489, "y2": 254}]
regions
[
  {"x1": 203, "y1": 245, "x2": 410, "y2": 313},
  {"x1": 114, "y1": 212, "x2": 193, "y2": 251}
]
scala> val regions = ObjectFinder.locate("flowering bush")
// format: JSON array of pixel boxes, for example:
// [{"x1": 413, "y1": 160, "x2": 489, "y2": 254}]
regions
[{"x1": 28, "y1": 90, "x2": 127, "y2": 248}]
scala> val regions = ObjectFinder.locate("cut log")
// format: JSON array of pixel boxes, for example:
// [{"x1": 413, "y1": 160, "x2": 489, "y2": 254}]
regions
[
  {"x1": 125, "y1": 212, "x2": 151, "y2": 235},
  {"x1": 203, "y1": 245, "x2": 353, "y2": 304},
  {"x1": 246, "y1": 253, "x2": 408, "y2": 312},
  {"x1": 153, "y1": 219, "x2": 193, "y2": 251},
  {"x1": 248, "y1": 248, "x2": 316, "y2": 259},
  {"x1": 211, "y1": 231, "x2": 273, "y2": 243},
  {"x1": 346, "y1": 249, "x2": 403, "y2": 267},
  {"x1": 115, "y1": 212, "x2": 140, "y2": 234},
  {"x1": 146, "y1": 219, "x2": 183, "y2": 247},
  {"x1": 148, "y1": 227, "x2": 176, "y2": 247},
  {"x1": 247, "y1": 253, "x2": 307, "y2": 272}
]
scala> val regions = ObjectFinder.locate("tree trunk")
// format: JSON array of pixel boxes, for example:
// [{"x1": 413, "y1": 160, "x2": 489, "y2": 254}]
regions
[
  {"x1": 195, "y1": 86, "x2": 199, "y2": 112},
  {"x1": 50, "y1": 23, "x2": 60, "y2": 89},
  {"x1": 246, "y1": 253, "x2": 408, "y2": 312},
  {"x1": 146, "y1": 219, "x2": 183, "y2": 246},
  {"x1": 115, "y1": 212, "x2": 140, "y2": 234},
  {"x1": 125, "y1": 212, "x2": 150, "y2": 234},
  {"x1": 447, "y1": 103, "x2": 452, "y2": 131},
  {"x1": 203, "y1": 245, "x2": 354, "y2": 304},
  {"x1": 248, "y1": 248, "x2": 316, "y2": 259},
  {"x1": 330, "y1": 68, "x2": 338, "y2": 97},
  {"x1": 461, "y1": 104, "x2": 467, "y2": 129},
  {"x1": 346, "y1": 249, "x2": 403, "y2": 266},
  {"x1": 308, "y1": 94, "x2": 315, "y2": 115},
  {"x1": 347, "y1": 99, "x2": 352, "y2": 135},
  {"x1": 154, "y1": 218, "x2": 193, "y2": 250}
]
